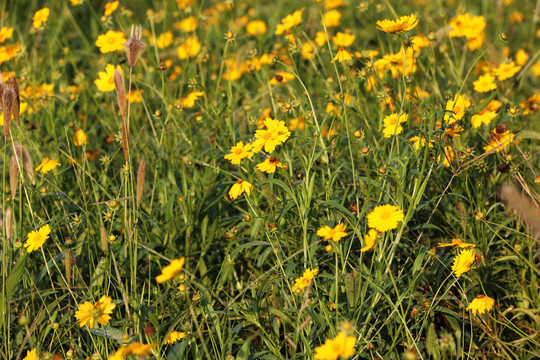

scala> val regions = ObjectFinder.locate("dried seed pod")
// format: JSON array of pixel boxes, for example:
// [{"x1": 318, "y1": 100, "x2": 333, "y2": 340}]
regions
[
  {"x1": 114, "y1": 70, "x2": 126, "y2": 120},
  {"x1": 100, "y1": 224, "x2": 107, "y2": 253},
  {"x1": 13, "y1": 143, "x2": 34, "y2": 182},
  {"x1": 124, "y1": 24, "x2": 146, "y2": 68},
  {"x1": 5, "y1": 206, "x2": 13, "y2": 242},
  {"x1": 136, "y1": 158, "x2": 145, "y2": 207}
]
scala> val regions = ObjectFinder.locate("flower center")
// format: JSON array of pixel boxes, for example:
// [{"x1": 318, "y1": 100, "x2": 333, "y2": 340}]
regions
[
  {"x1": 234, "y1": 149, "x2": 243, "y2": 155},
  {"x1": 263, "y1": 132, "x2": 272, "y2": 140},
  {"x1": 380, "y1": 212, "x2": 390, "y2": 220},
  {"x1": 107, "y1": 37, "x2": 117, "y2": 44}
]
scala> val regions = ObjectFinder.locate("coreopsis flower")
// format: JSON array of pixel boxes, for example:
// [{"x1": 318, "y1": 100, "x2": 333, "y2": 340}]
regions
[
  {"x1": 224, "y1": 141, "x2": 254, "y2": 165},
  {"x1": 75, "y1": 295, "x2": 116, "y2": 328},
  {"x1": 176, "y1": 0, "x2": 195, "y2": 9},
  {"x1": 332, "y1": 32, "x2": 355, "y2": 47},
  {"x1": 438, "y1": 238, "x2": 476, "y2": 248},
  {"x1": 317, "y1": 224, "x2": 348, "y2": 242},
  {"x1": 269, "y1": 71, "x2": 296, "y2": 85},
  {"x1": 288, "y1": 118, "x2": 305, "y2": 131},
  {"x1": 164, "y1": 331, "x2": 186, "y2": 345},
  {"x1": 127, "y1": 89, "x2": 143, "y2": 104},
  {"x1": 515, "y1": 49, "x2": 529, "y2": 66},
  {"x1": 440, "y1": 146, "x2": 454, "y2": 168},
  {"x1": 291, "y1": 268, "x2": 318, "y2": 293},
  {"x1": 256, "y1": 157, "x2": 285, "y2": 173},
  {"x1": 360, "y1": 229, "x2": 378, "y2": 252},
  {"x1": 408, "y1": 136, "x2": 435, "y2": 150},
  {"x1": 444, "y1": 95, "x2": 467, "y2": 122},
  {"x1": 181, "y1": 91, "x2": 204, "y2": 108},
  {"x1": 95, "y1": 64, "x2": 122, "y2": 92},
  {"x1": 333, "y1": 48, "x2": 353, "y2": 63},
  {"x1": 492, "y1": 61, "x2": 521, "y2": 81},
  {"x1": 246, "y1": 20, "x2": 267, "y2": 36},
  {"x1": 448, "y1": 14, "x2": 486, "y2": 51},
  {"x1": 367, "y1": 205, "x2": 405, "y2": 232},
  {"x1": 110, "y1": 342, "x2": 157, "y2": 360},
  {"x1": 35, "y1": 157, "x2": 60, "y2": 174},
  {"x1": 473, "y1": 74, "x2": 497, "y2": 92},
  {"x1": 275, "y1": 7, "x2": 304, "y2": 35},
  {"x1": 156, "y1": 31, "x2": 173, "y2": 49},
  {"x1": 471, "y1": 111, "x2": 497, "y2": 128},
  {"x1": 301, "y1": 42, "x2": 316, "y2": 60},
  {"x1": 229, "y1": 180, "x2": 254, "y2": 200},
  {"x1": 252, "y1": 118, "x2": 291, "y2": 153},
  {"x1": 382, "y1": 113, "x2": 408, "y2": 138},
  {"x1": 466, "y1": 295, "x2": 495, "y2": 316},
  {"x1": 376, "y1": 14, "x2": 418, "y2": 34},
  {"x1": 451, "y1": 249, "x2": 476, "y2": 278},
  {"x1": 73, "y1": 129, "x2": 88, "y2": 146},
  {"x1": 32, "y1": 8, "x2": 50, "y2": 28},
  {"x1": 520, "y1": 94, "x2": 540, "y2": 115},
  {"x1": 0, "y1": 26, "x2": 13, "y2": 43},
  {"x1": 483, "y1": 128, "x2": 515, "y2": 152},
  {"x1": 314, "y1": 332, "x2": 356, "y2": 360},
  {"x1": 177, "y1": 16, "x2": 198, "y2": 32},
  {"x1": 0, "y1": 43, "x2": 21, "y2": 64},
  {"x1": 22, "y1": 349, "x2": 37, "y2": 360},
  {"x1": 315, "y1": 31, "x2": 329, "y2": 47},
  {"x1": 24, "y1": 224, "x2": 51, "y2": 253},
  {"x1": 104, "y1": 1, "x2": 119, "y2": 16},
  {"x1": 156, "y1": 257, "x2": 186, "y2": 283},
  {"x1": 95, "y1": 30, "x2": 126, "y2": 53},
  {"x1": 322, "y1": 10, "x2": 342, "y2": 27},
  {"x1": 177, "y1": 36, "x2": 201, "y2": 59}
]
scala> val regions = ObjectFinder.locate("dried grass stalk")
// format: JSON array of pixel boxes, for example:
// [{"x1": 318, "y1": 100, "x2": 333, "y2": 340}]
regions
[
  {"x1": 114, "y1": 70, "x2": 126, "y2": 120},
  {"x1": 500, "y1": 184, "x2": 540, "y2": 241},
  {"x1": 122, "y1": 120, "x2": 129, "y2": 162},
  {"x1": 136, "y1": 158, "x2": 146, "y2": 207},
  {"x1": 13, "y1": 143, "x2": 34, "y2": 182},
  {"x1": 65, "y1": 249, "x2": 72, "y2": 286},
  {"x1": 5, "y1": 206, "x2": 13, "y2": 242},
  {"x1": 100, "y1": 224, "x2": 108, "y2": 253},
  {"x1": 10, "y1": 155, "x2": 19, "y2": 198},
  {"x1": 9, "y1": 75, "x2": 20, "y2": 125}
]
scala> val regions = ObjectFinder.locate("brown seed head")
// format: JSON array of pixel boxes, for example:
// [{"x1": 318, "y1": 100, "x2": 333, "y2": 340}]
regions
[
  {"x1": 136, "y1": 158, "x2": 146, "y2": 207},
  {"x1": 124, "y1": 24, "x2": 146, "y2": 68},
  {"x1": 114, "y1": 70, "x2": 126, "y2": 119}
]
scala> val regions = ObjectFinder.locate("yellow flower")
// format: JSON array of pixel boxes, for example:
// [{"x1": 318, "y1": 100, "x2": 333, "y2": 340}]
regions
[
  {"x1": 156, "y1": 257, "x2": 186, "y2": 283},
  {"x1": 32, "y1": 8, "x2": 50, "y2": 29},
  {"x1": 466, "y1": 295, "x2": 495, "y2": 316},
  {"x1": 438, "y1": 238, "x2": 476, "y2": 248},
  {"x1": 127, "y1": 89, "x2": 143, "y2": 104},
  {"x1": 492, "y1": 61, "x2": 521, "y2": 81},
  {"x1": 473, "y1": 73, "x2": 497, "y2": 93},
  {"x1": 408, "y1": 136, "x2": 434, "y2": 150},
  {"x1": 0, "y1": 26, "x2": 13, "y2": 43},
  {"x1": 520, "y1": 94, "x2": 540, "y2": 115},
  {"x1": 367, "y1": 205, "x2": 404, "y2": 232},
  {"x1": 256, "y1": 157, "x2": 285, "y2": 174},
  {"x1": 448, "y1": 14, "x2": 486, "y2": 50},
  {"x1": 95, "y1": 64, "x2": 122, "y2": 92},
  {"x1": 156, "y1": 31, "x2": 173, "y2": 49},
  {"x1": 515, "y1": 49, "x2": 529, "y2": 66},
  {"x1": 24, "y1": 224, "x2": 51, "y2": 253},
  {"x1": 177, "y1": 36, "x2": 201, "y2": 60},
  {"x1": 229, "y1": 180, "x2": 254, "y2": 200},
  {"x1": 314, "y1": 332, "x2": 356, "y2": 360},
  {"x1": 0, "y1": 43, "x2": 21, "y2": 64},
  {"x1": 376, "y1": 14, "x2": 418, "y2": 34},
  {"x1": 382, "y1": 113, "x2": 408, "y2": 138},
  {"x1": 315, "y1": 31, "x2": 329, "y2": 47},
  {"x1": 269, "y1": 71, "x2": 296, "y2": 85},
  {"x1": 73, "y1": 129, "x2": 88, "y2": 146},
  {"x1": 451, "y1": 249, "x2": 476, "y2": 278},
  {"x1": 104, "y1": 1, "x2": 119, "y2": 16},
  {"x1": 246, "y1": 20, "x2": 267, "y2": 36},
  {"x1": 483, "y1": 129, "x2": 515, "y2": 152},
  {"x1": 301, "y1": 42, "x2": 316, "y2": 60},
  {"x1": 275, "y1": 8, "x2": 304, "y2": 35},
  {"x1": 95, "y1": 30, "x2": 126, "y2": 53},
  {"x1": 109, "y1": 342, "x2": 157, "y2": 360},
  {"x1": 440, "y1": 145, "x2": 454, "y2": 168},
  {"x1": 35, "y1": 157, "x2": 60, "y2": 174},
  {"x1": 75, "y1": 295, "x2": 116, "y2": 329},
  {"x1": 322, "y1": 10, "x2": 342, "y2": 27},
  {"x1": 289, "y1": 118, "x2": 305, "y2": 131},
  {"x1": 444, "y1": 94, "x2": 467, "y2": 123},
  {"x1": 164, "y1": 331, "x2": 186, "y2": 345},
  {"x1": 360, "y1": 229, "x2": 378, "y2": 252},
  {"x1": 292, "y1": 268, "x2": 318, "y2": 293},
  {"x1": 176, "y1": 0, "x2": 195, "y2": 10},
  {"x1": 316, "y1": 224, "x2": 348, "y2": 242},
  {"x1": 181, "y1": 91, "x2": 204, "y2": 108},
  {"x1": 333, "y1": 48, "x2": 353, "y2": 63},
  {"x1": 224, "y1": 141, "x2": 254, "y2": 165},
  {"x1": 332, "y1": 32, "x2": 355, "y2": 47},
  {"x1": 22, "y1": 349, "x2": 37, "y2": 360},
  {"x1": 177, "y1": 16, "x2": 198, "y2": 32},
  {"x1": 252, "y1": 118, "x2": 291, "y2": 153},
  {"x1": 471, "y1": 111, "x2": 497, "y2": 128}
]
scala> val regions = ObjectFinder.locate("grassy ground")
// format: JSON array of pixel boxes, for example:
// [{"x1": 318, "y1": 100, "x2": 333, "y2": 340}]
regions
[{"x1": 1, "y1": 0, "x2": 539, "y2": 359}]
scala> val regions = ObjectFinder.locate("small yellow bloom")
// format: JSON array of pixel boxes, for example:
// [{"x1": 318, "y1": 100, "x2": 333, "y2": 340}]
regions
[
  {"x1": 156, "y1": 257, "x2": 186, "y2": 283},
  {"x1": 301, "y1": 42, "x2": 316, "y2": 60},
  {"x1": 360, "y1": 229, "x2": 378, "y2": 252},
  {"x1": 73, "y1": 129, "x2": 88, "y2": 146},
  {"x1": 483, "y1": 129, "x2": 515, "y2": 152},
  {"x1": 440, "y1": 145, "x2": 454, "y2": 168},
  {"x1": 164, "y1": 331, "x2": 186, "y2": 344},
  {"x1": 466, "y1": 295, "x2": 495, "y2": 316},
  {"x1": 314, "y1": 332, "x2": 356, "y2": 359},
  {"x1": 252, "y1": 118, "x2": 291, "y2": 153},
  {"x1": 444, "y1": 95, "x2": 467, "y2": 122},
  {"x1": 473, "y1": 73, "x2": 497, "y2": 93},
  {"x1": 229, "y1": 180, "x2": 254, "y2": 200},
  {"x1": 376, "y1": 14, "x2": 418, "y2": 34},
  {"x1": 95, "y1": 64, "x2": 122, "y2": 92},
  {"x1": 22, "y1": 349, "x2": 37, "y2": 360},
  {"x1": 95, "y1": 30, "x2": 127, "y2": 53},
  {"x1": 382, "y1": 112, "x2": 408, "y2": 138},
  {"x1": 315, "y1": 31, "x2": 328, "y2": 47},
  {"x1": 256, "y1": 157, "x2": 285, "y2": 173},
  {"x1": 438, "y1": 238, "x2": 476, "y2": 248},
  {"x1": 0, "y1": 43, "x2": 21, "y2": 64},
  {"x1": 316, "y1": 223, "x2": 348, "y2": 242},
  {"x1": 367, "y1": 205, "x2": 404, "y2": 232},
  {"x1": 156, "y1": 31, "x2": 173, "y2": 49},
  {"x1": 471, "y1": 111, "x2": 497, "y2": 128},
  {"x1": 0, "y1": 26, "x2": 14, "y2": 43},
  {"x1": 246, "y1": 20, "x2": 267, "y2": 36},
  {"x1": 275, "y1": 8, "x2": 304, "y2": 35},
  {"x1": 24, "y1": 224, "x2": 51, "y2": 253},
  {"x1": 35, "y1": 157, "x2": 61, "y2": 174},
  {"x1": 177, "y1": 36, "x2": 201, "y2": 60},
  {"x1": 180, "y1": 91, "x2": 204, "y2": 108},
  {"x1": 492, "y1": 61, "x2": 521, "y2": 81},
  {"x1": 75, "y1": 295, "x2": 116, "y2": 329},
  {"x1": 292, "y1": 268, "x2": 318, "y2": 293},
  {"x1": 224, "y1": 141, "x2": 254, "y2": 165},
  {"x1": 333, "y1": 47, "x2": 353, "y2": 63},
  {"x1": 32, "y1": 8, "x2": 50, "y2": 29},
  {"x1": 322, "y1": 10, "x2": 342, "y2": 28},
  {"x1": 332, "y1": 32, "x2": 355, "y2": 47},
  {"x1": 104, "y1": 1, "x2": 119, "y2": 16},
  {"x1": 451, "y1": 249, "x2": 476, "y2": 278},
  {"x1": 177, "y1": 16, "x2": 198, "y2": 32}
]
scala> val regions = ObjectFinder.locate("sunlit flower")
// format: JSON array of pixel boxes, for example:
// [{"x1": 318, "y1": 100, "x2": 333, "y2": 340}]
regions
[
  {"x1": 301, "y1": 42, "x2": 316, "y2": 60},
  {"x1": 438, "y1": 238, "x2": 476, "y2": 248},
  {"x1": 451, "y1": 249, "x2": 476, "y2": 278},
  {"x1": 367, "y1": 205, "x2": 404, "y2": 232},
  {"x1": 360, "y1": 229, "x2": 378, "y2": 252},
  {"x1": 275, "y1": 8, "x2": 304, "y2": 35},
  {"x1": 483, "y1": 128, "x2": 515, "y2": 152},
  {"x1": 22, "y1": 349, "x2": 37, "y2": 360},
  {"x1": 466, "y1": 295, "x2": 495, "y2": 316},
  {"x1": 317, "y1": 223, "x2": 348, "y2": 242},
  {"x1": 75, "y1": 295, "x2": 116, "y2": 329},
  {"x1": 473, "y1": 73, "x2": 497, "y2": 92},
  {"x1": 408, "y1": 136, "x2": 435, "y2": 150},
  {"x1": 471, "y1": 111, "x2": 497, "y2": 128},
  {"x1": 95, "y1": 30, "x2": 126, "y2": 53},
  {"x1": 176, "y1": 0, "x2": 195, "y2": 10},
  {"x1": 24, "y1": 224, "x2": 51, "y2": 253},
  {"x1": 224, "y1": 141, "x2": 254, "y2": 165},
  {"x1": 515, "y1": 49, "x2": 529, "y2": 66},
  {"x1": 382, "y1": 113, "x2": 408, "y2": 138},
  {"x1": 333, "y1": 48, "x2": 353, "y2": 63},
  {"x1": 177, "y1": 16, "x2": 198, "y2": 32},
  {"x1": 156, "y1": 31, "x2": 173, "y2": 49},
  {"x1": 0, "y1": 43, "x2": 21, "y2": 64},
  {"x1": 315, "y1": 31, "x2": 329, "y2": 47},
  {"x1": 229, "y1": 180, "x2": 254, "y2": 200},
  {"x1": 444, "y1": 94, "x2": 467, "y2": 122},
  {"x1": 252, "y1": 118, "x2": 291, "y2": 153},
  {"x1": 35, "y1": 158, "x2": 60, "y2": 174},
  {"x1": 492, "y1": 61, "x2": 521, "y2": 81},
  {"x1": 256, "y1": 157, "x2": 285, "y2": 173},
  {"x1": 110, "y1": 342, "x2": 157, "y2": 360},
  {"x1": 156, "y1": 257, "x2": 186, "y2": 283},
  {"x1": 322, "y1": 10, "x2": 342, "y2": 27},
  {"x1": 376, "y1": 14, "x2": 418, "y2": 34},
  {"x1": 448, "y1": 13, "x2": 486, "y2": 51},
  {"x1": 73, "y1": 129, "x2": 88, "y2": 146},
  {"x1": 520, "y1": 94, "x2": 540, "y2": 115},
  {"x1": 164, "y1": 331, "x2": 186, "y2": 345},
  {"x1": 292, "y1": 268, "x2": 318, "y2": 293},
  {"x1": 246, "y1": 20, "x2": 267, "y2": 36},
  {"x1": 177, "y1": 36, "x2": 201, "y2": 60},
  {"x1": 104, "y1": 1, "x2": 119, "y2": 16},
  {"x1": 95, "y1": 64, "x2": 122, "y2": 92},
  {"x1": 0, "y1": 27, "x2": 13, "y2": 43},
  {"x1": 332, "y1": 32, "x2": 355, "y2": 47},
  {"x1": 440, "y1": 145, "x2": 454, "y2": 168},
  {"x1": 314, "y1": 332, "x2": 356, "y2": 360},
  {"x1": 181, "y1": 91, "x2": 204, "y2": 108},
  {"x1": 269, "y1": 71, "x2": 296, "y2": 85},
  {"x1": 288, "y1": 118, "x2": 305, "y2": 131},
  {"x1": 32, "y1": 8, "x2": 50, "y2": 29}
]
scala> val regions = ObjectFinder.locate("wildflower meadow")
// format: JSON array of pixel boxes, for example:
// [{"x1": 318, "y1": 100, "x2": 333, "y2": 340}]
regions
[{"x1": 1, "y1": 0, "x2": 540, "y2": 359}]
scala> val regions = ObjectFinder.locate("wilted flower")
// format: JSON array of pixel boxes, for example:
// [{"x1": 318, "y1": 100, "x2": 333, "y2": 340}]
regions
[
  {"x1": 466, "y1": 295, "x2": 495, "y2": 316},
  {"x1": 229, "y1": 180, "x2": 254, "y2": 200}
]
